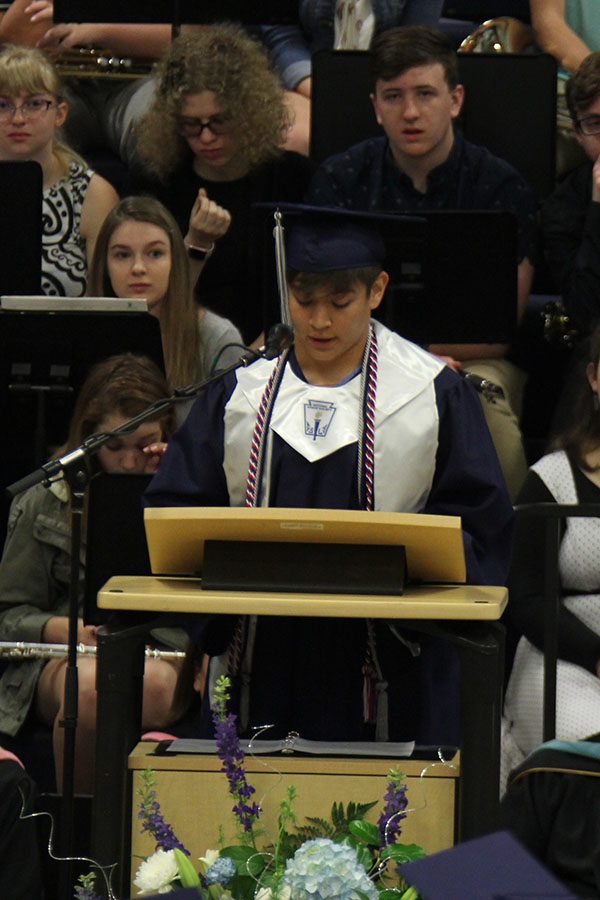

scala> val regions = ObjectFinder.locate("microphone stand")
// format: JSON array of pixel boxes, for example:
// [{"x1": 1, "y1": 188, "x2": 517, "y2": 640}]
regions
[{"x1": 4, "y1": 329, "x2": 291, "y2": 900}]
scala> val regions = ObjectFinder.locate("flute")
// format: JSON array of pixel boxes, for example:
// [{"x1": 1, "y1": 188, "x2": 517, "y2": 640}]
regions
[{"x1": 0, "y1": 641, "x2": 186, "y2": 661}]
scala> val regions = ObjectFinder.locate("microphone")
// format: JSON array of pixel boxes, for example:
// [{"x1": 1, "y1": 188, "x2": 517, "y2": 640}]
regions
[
  {"x1": 261, "y1": 323, "x2": 294, "y2": 360},
  {"x1": 462, "y1": 371, "x2": 505, "y2": 402}
]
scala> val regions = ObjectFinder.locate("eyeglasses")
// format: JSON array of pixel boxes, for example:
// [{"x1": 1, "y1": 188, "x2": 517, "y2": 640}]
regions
[
  {"x1": 575, "y1": 115, "x2": 600, "y2": 135},
  {"x1": 175, "y1": 114, "x2": 230, "y2": 138},
  {"x1": 0, "y1": 97, "x2": 57, "y2": 123}
]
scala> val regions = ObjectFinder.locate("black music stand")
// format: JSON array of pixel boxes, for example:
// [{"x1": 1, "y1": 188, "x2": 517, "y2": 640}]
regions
[
  {"x1": 256, "y1": 207, "x2": 518, "y2": 347},
  {"x1": 0, "y1": 306, "x2": 164, "y2": 899},
  {"x1": 373, "y1": 210, "x2": 518, "y2": 345},
  {"x1": 54, "y1": 0, "x2": 299, "y2": 25},
  {"x1": 310, "y1": 50, "x2": 557, "y2": 199},
  {"x1": 0, "y1": 304, "x2": 164, "y2": 472},
  {"x1": 84, "y1": 473, "x2": 153, "y2": 626},
  {"x1": 0, "y1": 163, "x2": 42, "y2": 545},
  {"x1": 0, "y1": 161, "x2": 42, "y2": 294},
  {"x1": 0, "y1": 161, "x2": 42, "y2": 296},
  {"x1": 457, "y1": 53, "x2": 556, "y2": 201}
]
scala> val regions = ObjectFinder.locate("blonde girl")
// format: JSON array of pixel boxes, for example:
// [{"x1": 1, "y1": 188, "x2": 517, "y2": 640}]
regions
[{"x1": 0, "y1": 44, "x2": 118, "y2": 295}]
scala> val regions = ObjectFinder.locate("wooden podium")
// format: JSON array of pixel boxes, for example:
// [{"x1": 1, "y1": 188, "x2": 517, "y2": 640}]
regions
[{"x1": 91, "y1": 507, "x2": 507, "y2": 895}]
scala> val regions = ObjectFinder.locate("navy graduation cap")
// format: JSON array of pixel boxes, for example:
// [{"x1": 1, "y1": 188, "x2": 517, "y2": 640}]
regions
[{"x1": 398, "y1": 831, "x2": 576, "y2": 899}]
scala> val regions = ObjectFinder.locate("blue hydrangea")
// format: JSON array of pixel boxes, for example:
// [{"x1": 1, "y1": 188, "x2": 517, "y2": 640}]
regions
[
  {"x1": 282, "y1": 838, "x2": 378, "y2": 899},
  {"x1": 204, "y1": 855, "x2": 236, "y2": 886}
]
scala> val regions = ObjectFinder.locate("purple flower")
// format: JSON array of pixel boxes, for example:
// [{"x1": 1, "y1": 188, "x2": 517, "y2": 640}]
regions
[
  {"x1": 213, "y1": 712, "x2": 261, "y2": 832},
  {"x1": 377, "y1": 767, "x2": 408, "y2": 846},
  {"x1": 137, "y1": 768, "x2": 190, "y2": 855},
  {"x1": 212, "y1": 675, "x2": 260, "y2": 833},
  {"x1": 73, "y1": 873, "x2": 101, "y2": 900}
]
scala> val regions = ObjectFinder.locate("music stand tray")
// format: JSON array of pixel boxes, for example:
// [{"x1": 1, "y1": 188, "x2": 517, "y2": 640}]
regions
[{"x1": 1, "y1": 295, "x2": 148, "y2": 312}]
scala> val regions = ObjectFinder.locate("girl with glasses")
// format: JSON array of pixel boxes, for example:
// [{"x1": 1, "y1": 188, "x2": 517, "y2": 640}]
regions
[
  {"x1": 88, "y1": 196, "x2": 245, "y2": 414},
  {"x1": 0, "y1": 44, "x2": 118, "y2": 296},
  {"x1": 0, "y1": 353, "x2": 189, "y2": 793},
  {"x1": 133, "y1": 24, "x2": 314, "y2": 346}
]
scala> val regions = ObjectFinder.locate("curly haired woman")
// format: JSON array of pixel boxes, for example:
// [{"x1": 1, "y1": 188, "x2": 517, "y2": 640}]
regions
[{"x1": 133, "y1": 24, "x2": 314, "y2": 344}]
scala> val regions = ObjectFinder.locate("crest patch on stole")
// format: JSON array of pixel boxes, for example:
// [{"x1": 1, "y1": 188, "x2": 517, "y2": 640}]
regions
[{"x1": 304, "y1": 399, "x2": 336, "y2": 440}]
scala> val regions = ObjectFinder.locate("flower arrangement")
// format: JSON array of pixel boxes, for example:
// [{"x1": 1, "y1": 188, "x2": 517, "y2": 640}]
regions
[{"x1": 128, "y1": 675, "x2": 425, "y2": 899}]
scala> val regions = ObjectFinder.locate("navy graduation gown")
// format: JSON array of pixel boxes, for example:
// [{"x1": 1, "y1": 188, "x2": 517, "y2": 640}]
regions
[{"x1": 147, "y1": 325, "x2": 512, "y2": 743}]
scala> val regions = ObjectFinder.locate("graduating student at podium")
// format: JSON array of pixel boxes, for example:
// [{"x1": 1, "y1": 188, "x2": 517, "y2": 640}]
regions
[{"x1": 145, "y1": 205, "x2": 513, "y2": 745}]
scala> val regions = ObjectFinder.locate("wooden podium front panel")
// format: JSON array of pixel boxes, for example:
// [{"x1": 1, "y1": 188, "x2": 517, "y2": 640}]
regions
[{"x1": 129, "y1": 743, "x2": 458, "y2": 889}]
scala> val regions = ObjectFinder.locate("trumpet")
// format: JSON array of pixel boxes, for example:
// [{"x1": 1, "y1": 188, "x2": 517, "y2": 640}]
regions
[{"x1": 0, "y1": 641, "x2": 186, "y2": 661}]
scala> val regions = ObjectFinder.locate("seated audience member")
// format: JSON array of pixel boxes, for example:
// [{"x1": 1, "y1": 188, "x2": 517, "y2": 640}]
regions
[
  {"x1": 0, "y1": 44, "x2": 118, "y2": 296},
  {"x1": 88, "y1": 196, "x2": 244, "y2": 412},
  {"x1": 307, "y1": 25, "x2": 537, "y2": 500},
  {"x1": 0, "y1": 0, "x2": 171, "y2": 166},
  {"x1": 503, "y1": 322, "x2": 600, "y2": 776},
  {"x1": 133, "y1": 24, "x2": 314, "y2": 345},
  {"x1": 499, "y1": 735, "x2": 600, "y2": 898},
  {"x1": 0, "y1": 354, "x2": 187, "y2": 794},
  {"x1": 255, "y1": 0, "x2": 445, "y2": 155},
  {"x1": 145, "y1": 206, "x2": 513, "y2": 746},
  {"x1": 530, "y1": 0, "x2": 600, "y2": 174},
  {"x1": 541, "y1": 51, "x2": 600, "y2": 336}
]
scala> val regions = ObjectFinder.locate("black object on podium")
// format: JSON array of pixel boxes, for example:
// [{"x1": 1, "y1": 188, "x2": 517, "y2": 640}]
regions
[{"x1": 203, "y1": 539, "x2": 407, "y2": 595}]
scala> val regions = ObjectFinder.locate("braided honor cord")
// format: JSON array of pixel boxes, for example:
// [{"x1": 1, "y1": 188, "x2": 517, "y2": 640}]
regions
[
  {"x1": 357, "y1": 326, "x2": 379, "y2": 511},
  {"x1": 245, "y1": 349, "x2": 290, "y2": 507}
]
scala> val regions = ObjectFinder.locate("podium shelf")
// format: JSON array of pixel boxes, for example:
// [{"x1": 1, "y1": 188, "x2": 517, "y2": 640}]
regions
[{"x1": 98, "y1": 575, "x2": 507, "y2": 621}]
